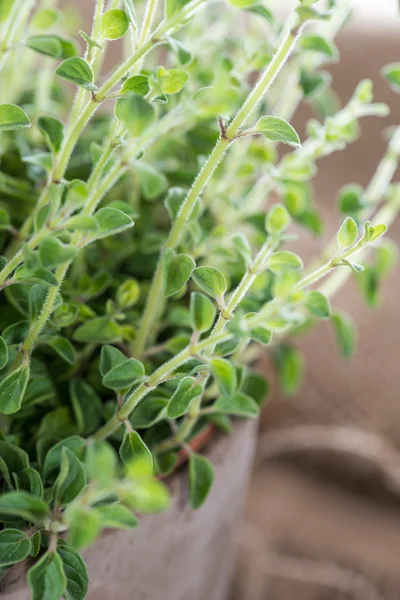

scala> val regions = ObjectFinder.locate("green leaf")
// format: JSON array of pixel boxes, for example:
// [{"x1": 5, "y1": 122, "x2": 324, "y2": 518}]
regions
[
  {"x1": 248, "y1": 325, "x2": 272, "y2": 346},
  {"x1": 38, "y1": 116, "x2": 64, "y2": 154},
  {"x1": 0, "y1": 529, "x2": 31, "y2": 567},
  {"x1": 268, "y1": 251, "x2": 303, "y2": 274},
  {"x1": 116, "y1": 278, "x2": 140, "y2": 309},
  {"x1": 191, "y1": 266, "x2": 227, "y2": 300},
  {"x1": 73, "y1": 317, "x2": 121, "y2": 344},
  {"x1": 85, "y1": 440, "x2": 116, "y2": 486},
  {"x1": 162, "y1": 248, "x2": 195, "y2": 297},
  {"x1": 0, "y1": 492, "x2": 48, "y2": 523},
  {"x1": 305, "y1": 290, "x2": 331, "y2": 319},
  {"x1": 102, "y1": 358, "x2": 145, "y2": 390},
  {"x1": 331, "y1": 311, "x2": 356, "y2": 358},
  {"x1": 54, "y1": 447, "x2": 87, "y2": 506},
  {"x1": 296, "y1": 6, "x2": 330, "y2": 23},
  {"x1": 266, "y1": 203, "x2": 291, "y2": 235},
  {"x1": 120, "y1": 430, "x2": 153, "y2": 469},
  {"x1": 214, "y1": 392, "x2": 259, "y2": 418},
  {"x1": 28, "y1": 551, "x2": 66, "y2": 600},
  {"x1": 14, "y1": 467, "x2": 44, "y2": 499},
  {"x1": 66, "y1": 507, "x2": 101, "y2": 551},
  {"x1": 210, "y1": 357, "x2": 237, "y2": 395},
  {"x1": 64, "y1": 215, "x2": 98, "y2": 233},
  {"x1": 0, "y1": 363, "x2": 30, "y2": 415},
  {"x1": 56, "y1": 57, "x2": 95, "y2": 91},
  {"x1": 43, "y1": 436, "x2": 86, "y2": 483},
  {"x1": 92, "y1": 207, "x2": 134, "y2": 240},
  {"x1": 70, "y1": 380, "x2": 102, "y2": 436},
  {"x1": 26, "y1": 35, "x2": 63, "y2": 58},
  {"x1": 382, "y1": 63, "x2": 400, "y2": 92},
  {"x1": 31, "y1": 8, "x2": 61, "y2": 29},
  {"x1": 274, "y1": 344, "x2": 304, "y2": 397},
  {"x1": 0, "y1": 440, "x2": 29, "y2": 488},
  {"x1": 14, "y1": 265, "x2": 58, "y2": 287},
  {"x1": 299, "y1": 34, "x2": 338, "y2": 60},
  {"x1": 57, "y1": 540, "x2": 88, "y2": 600},
  {"x1": 369, "y1": 223, "x2": 387, "y2": 243},
  {"x1": 189, "y1": 292, "x2": 216, "y2": 334},
  {"x1": 115, "y1": 94, "x2": 155, "y2": 136},
  {"x1": 101, "y1": 9, "x2": 130, "y2": 40},
  {"x1": 80, "y1": 29, "x2": 103, "y2": 51},
  {"x1": 338, "y1": 184, "x2": 365, "y2": 214},
  {"x1": 47, "y1": 336, "x2": 76, "y2": 365},
  {"x1": 157, "y1": 66, "x2": 189, "y2": 94},
  {"x1": 0, "y1": 336, "x2": 8, "y2": 370},
  {"x1": 133, "y1": 161, "x2": 168, "y2": 200},
  {"x1": 99, "y1": 345, "x2": 126, "y2": 376},
  {"x1": 0, "y1": 104, "x2": 30, "y2": 132},
  {"x1": 130, "y1": 397, "x2": 168, "y2": 429},
  {"x1": 189, "y1": 454, "x2": 214, "y2": 509},
  {"x1": 167, "y1": 376, "x2": 203, "y2": 418},
  {"x1": 121, "y1": 75, "x2": 149, "y2": 96},
  {"x1": 337, "y1": 216, "x2": 358, "y2": 249},
  {"x1": 97, "y1": 504, "x2": 138, "y2": 529},
  {"x1": 165, "y1": 0, "x2": 191, "y2": 18},
  {"x1": 166, "y1": 36, "x2": 192, "y2": 65},
  {"x1": 39, "y1": 236, "x2": 77, "y2": 268},
  {"x1": 253, "y1": 116, "x2": 300, "y2": 148}
]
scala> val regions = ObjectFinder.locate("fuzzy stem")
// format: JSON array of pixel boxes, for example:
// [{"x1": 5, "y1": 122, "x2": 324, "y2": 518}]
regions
[
  {"x1": 138, "y1": 0, "x2": 160, "y2": 45},
  {"x1": 133, "y1": 12, "x2": 302, "y2": 356}
]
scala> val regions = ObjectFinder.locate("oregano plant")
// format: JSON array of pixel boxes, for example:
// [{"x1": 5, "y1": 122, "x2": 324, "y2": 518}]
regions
[{"x1": 0, "y1": 0, "x2": 399, "y2": 597}]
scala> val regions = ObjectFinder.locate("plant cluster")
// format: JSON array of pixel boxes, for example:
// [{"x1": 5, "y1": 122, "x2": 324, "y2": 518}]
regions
[{"x1": 0, "y1": 0, "x2": 399, "y2": 598}]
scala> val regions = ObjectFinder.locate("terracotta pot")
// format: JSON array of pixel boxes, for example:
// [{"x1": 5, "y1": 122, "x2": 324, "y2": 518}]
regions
[{"x1": 1, "y1": 419, "x2": 258, "y2": 600}]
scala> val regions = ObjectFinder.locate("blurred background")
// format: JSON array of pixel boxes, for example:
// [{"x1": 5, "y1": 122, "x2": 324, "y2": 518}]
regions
[{"x1": 69, "y1": 1, "x2": 399, "y2": 598}]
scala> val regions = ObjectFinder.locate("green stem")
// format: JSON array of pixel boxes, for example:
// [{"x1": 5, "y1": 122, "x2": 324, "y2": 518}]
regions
[
  {"x1": 0, "y1": 229, "x2": 48, "y2": 287},
  {"x1": 134, "y1": 11, "x2": 301, "y2": 356},
  {"x1": 138, "y1": 0, "x2": 160, "y2": 45}
]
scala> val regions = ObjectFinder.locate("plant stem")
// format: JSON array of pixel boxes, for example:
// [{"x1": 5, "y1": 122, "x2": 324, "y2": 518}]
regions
[
  {"x1": 138, "y1": 0, "x2": 160, "y2": 45},
  {"x1": 133, "y1": 11, "x2": 302, "y2": 356}
]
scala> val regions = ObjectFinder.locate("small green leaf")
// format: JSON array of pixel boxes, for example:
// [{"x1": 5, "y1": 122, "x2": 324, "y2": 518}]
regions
[
  {"x1": 116, "y1": 278, "x2": 140, "y2": 309},
  {"x1": 162, "y1": 248, "x2": 195, "y2": 297},
  {"x1": 299, "y1": 34, "x2": 338, "y2": 60},
  {"x1": 97, "y1": 504, "x2": 138, "y2": 529},
  {"x1": 165, "y1": 0, "x2": 191, "y2": 18},
  {"x1": 14, "y1": 468, "x2": 44, "y2": 499},
  {"x1": 85, "y1": 440, "x2": 116, "y2": 487},
  {"x1": 92, "y1": 207, "x2": 134, "y2": 240},
  {"x1": 337, "y1": 216, "x2": 358, "y2": 249},
  {"x1": 73, "y1": 317, "x2": 121, "y2": 344},
  {"x1": 0, "y1": 336, "x2": 8, "y2": 370},
  {"x1": 133, "y1": 161, "x2": 168, "y2": 200},
  {"x1": 266, "y1": 203, "x2": 291, "y2": 235},
  {"x1": 99, "y1": 345, "x2": 126, "y2": 376},
  {"x1": 57, "y1": 540, "x2": 88, "y2": 600},
  {"x1": 120, "y1": 430, "x2": 153, "y2": 469},
  {"x1": 47, "y1": 336, "x2": 76, "y2": 365},
  {"x1": 0, "y1": 529, "x2": 31, "y2": 567},
  {"x1": 338, "y1": 184, "x2": 365, "y2": 215},
  {"x1": 56, "y1": 57, "x2": 95, "y2": 91},
  {"x1": 167, "y1": 376, "x2": 203, "y2": 419},
  {"x1": 369, "y1": 223, "x2": 387, "y2": 243},
  {"x1": 191, "y1": 266, "x2": 227, "y2": 300},
  {"x1": 31, "y1": 8, "x2": 61, "y2": 29},
  {"x1": 39, "y1": 236, "x2": 77, "y2": 268},
  {"x1": 0, "y1": 440, "x2": 29, "y2": 489},
  {"x1": 0, "y1": 363, "x2": 30, "y2": 415},
  {"x1": 115, "y1": 94, "x2": 155, "y2": 136},
  {"x1": 102, "y1": 358, "x2": 145, "y2": 390},
  {"x1": 189, "y1": 454, "x2": 214, "y2": 509},
  {"x1": 214, "y1": 392, "x2": 259, "y2": 418},
  {"x1": 14, "y1": 265, "x2": 58, "y2": 287},
  {"x1": 121, "y1": 75, "x2": 149, "y2": 96},
  {"x1": 268, "y1": 251, "x2": 303, "y2": 274},
  {"x1": 43, "y1": 436, "x2": 86, "y2": 483},
  {"x1": 382, "y1": 63, "x2": 400, "y2": 92},
  {"x1": 54, "y1": 447, "x2": 87, "y2": 506},
  {"x1": 38, "y1": 116, "x2": 64, "y2": 154},
  {"x1": 79, "y1": 30, "x2": 103, "y2": 50},
  {"x1": 296, "y1": 6, "x2": 330, "y2": 23},
  {"x1": 27, "y1": 551, "x2": 66, "y2": 600},
  {"x1": 210, "y1": 357, "x2": 237, "y2": 396},
  {"x1": 157, "y1": 66, "x2": 189, "y2": 94},
  {"x1": 189, "y1": 292, "x2": 216, "y2": 334},
  {"x1": 64, "y1": 215, "x2": 98, "y2": 232},
  {"x1": 248, "y1": 325, "x2": 272, "y2": 346},
  {"x1": 305, "y1": 290, "x2": 331, "y2": 319},
  {"x1": 274, "y1": 344, "x2": 304, "y2": 397},
  {"x1": 101, "y1": 9, "x2": 130, "y2": 40},
  {"x1": 253, "y1": 116, "x2": 300, "y2": 148},
  {"x1": 228, "y1": 0, "x2": 261, "y2": 7},
  {"x1": 0, "y1": 104, "x2": 30, "y2": 132},
  {"x1": 66, "y1": 507, "x2": 101, "y2": 550},
  {"x1": 0, "y1": 492, "x2": 48, "y2": 523},
  {"x1": 331, "y1": 311, "x2": 356, "y2": 358},
  {"x1": 26, "y1": 35, "x2": 63, "y2": 58}
]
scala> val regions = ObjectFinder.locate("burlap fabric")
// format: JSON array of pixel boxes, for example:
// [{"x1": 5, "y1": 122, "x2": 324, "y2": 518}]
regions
[{"x1": 232, "y1": 28, "x2": 400, "y2": 600}]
